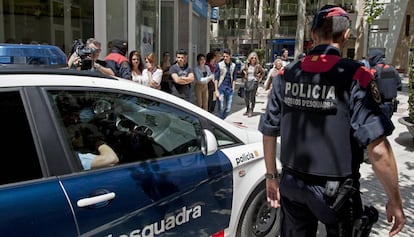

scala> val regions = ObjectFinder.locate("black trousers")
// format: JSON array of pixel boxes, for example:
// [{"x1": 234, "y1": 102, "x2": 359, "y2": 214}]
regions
[
  {"x1": 244, "y1": 86, "x2": 258, "y2": 112},
  {"x1": 279, "y1": 169, "x2": 362, "y2": 237},
  {"x1": 207, "y1": 81, "x2": 216, "y2": 113}
]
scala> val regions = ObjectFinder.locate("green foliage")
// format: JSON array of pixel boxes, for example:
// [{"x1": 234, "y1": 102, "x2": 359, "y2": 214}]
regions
[
  {"x1": 363, "y1": 0, "x2": 385, "y2": 25},
  {"x1": 408, "y1": 48, "x2": 414, "y2": 123},
  {"x1": 263, "y1": 0, "x2": 276, "y2": 28},
  {"x1": 255, "y1": 49, "x2": 265, "y2": 63}
]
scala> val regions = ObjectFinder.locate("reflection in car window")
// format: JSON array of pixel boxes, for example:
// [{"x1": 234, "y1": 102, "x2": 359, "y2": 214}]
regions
[
  {"x1": 0, "y1": 91, "x2": 42, "y2": 185},
  {"x1": 211, "y1": 126, "x2": 238, "y2": 147},
  {"x1": 49, "y1": 90, "x2": 203, "y2": 169}
]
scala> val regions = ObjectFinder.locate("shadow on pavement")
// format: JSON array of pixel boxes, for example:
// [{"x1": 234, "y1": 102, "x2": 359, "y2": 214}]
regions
[{"x1": 394, "y1": 131, "x2": 414, "y2": 152}]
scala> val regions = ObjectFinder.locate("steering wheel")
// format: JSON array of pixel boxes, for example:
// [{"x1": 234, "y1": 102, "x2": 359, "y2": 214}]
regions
[{"x1": 93, "y1": 99, "x2": 112, "y2": 114}]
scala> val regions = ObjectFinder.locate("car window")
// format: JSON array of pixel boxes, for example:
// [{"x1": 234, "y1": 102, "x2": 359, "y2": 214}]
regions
[
  {"x1": 0, "y1": 91, "x2": 42, "y2": 185},
  {"x1": 211, "y1": 125, "x2": 238, "y2": 146},
  {"x1": 48, "y1": 90, "x2": 203, "y2": 170}
]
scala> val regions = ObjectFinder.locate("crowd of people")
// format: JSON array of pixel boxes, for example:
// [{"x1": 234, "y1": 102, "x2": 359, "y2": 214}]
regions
[
  {"x1": 66, "y1": 36, "x2": 301, "y2": 122},
  {"x1": 66, "y1": 35, "x2": 402, "y2": 126},
  {"x1": 67, "y1": 39, "x2": 243, "y2": 119}
]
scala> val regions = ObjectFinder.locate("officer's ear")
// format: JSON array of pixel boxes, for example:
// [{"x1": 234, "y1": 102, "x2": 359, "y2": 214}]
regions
[
  {"x1": 311, "y1": 31, "x2": 319, "y2": 44},
  {"x1": 343, "y1": 28, "x2": 351, "y2": 41}
]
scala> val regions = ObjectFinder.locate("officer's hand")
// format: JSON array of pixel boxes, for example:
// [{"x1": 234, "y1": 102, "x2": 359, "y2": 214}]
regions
[
  {"x1": 386, "y1": 200, "x2": 405, "y2": 236},
  {"x1": 266, "y1": 179, "x2": 280, "y2": 208}
]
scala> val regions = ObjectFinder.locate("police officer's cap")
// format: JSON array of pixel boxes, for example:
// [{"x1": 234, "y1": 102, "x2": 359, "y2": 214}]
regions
[
  {"x1": 368, "y1": 49, "x2": 384, "y2": 59},
  {"x1": 111, "y1": 39, "x2": 128, "y2": 56},
  {"x1": 311, "y1": 5, "x2": 350, "y2": 32}
]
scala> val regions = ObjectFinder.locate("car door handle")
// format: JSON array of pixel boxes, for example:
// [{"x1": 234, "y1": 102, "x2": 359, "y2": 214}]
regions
[{"x1": 77, "y1": 192, "x2": 116, "y2": 208}]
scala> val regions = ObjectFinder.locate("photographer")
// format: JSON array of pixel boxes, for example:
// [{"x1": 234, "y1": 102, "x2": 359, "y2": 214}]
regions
[{"x1": 68, "y1": 38, "x2": 114, "y2": 76}]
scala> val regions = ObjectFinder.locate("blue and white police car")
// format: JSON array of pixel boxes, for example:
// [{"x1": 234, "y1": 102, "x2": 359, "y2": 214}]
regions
[{"x1": 0, "y1": 68, "x2": 281, "y2": 237}]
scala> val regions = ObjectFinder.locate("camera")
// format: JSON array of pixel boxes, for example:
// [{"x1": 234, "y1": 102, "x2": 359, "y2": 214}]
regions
[{"x1": 70, "y1": 39, "x2": 95, "y2": 70}]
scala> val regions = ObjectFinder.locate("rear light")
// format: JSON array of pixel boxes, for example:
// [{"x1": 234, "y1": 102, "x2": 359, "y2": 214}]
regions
[{"x1": 211, "y1": 230, "x2": 224, "y2": 237}]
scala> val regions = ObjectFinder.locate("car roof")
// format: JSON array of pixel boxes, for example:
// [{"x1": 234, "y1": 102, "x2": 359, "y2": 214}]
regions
[{"x1": 0, "y1": 67, "x2": 114, "y2": 79}]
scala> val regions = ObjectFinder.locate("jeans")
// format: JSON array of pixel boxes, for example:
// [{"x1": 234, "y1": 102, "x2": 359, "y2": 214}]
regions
[{"x1": 217, "y1": 87, "x2": 234, "y2": 119}]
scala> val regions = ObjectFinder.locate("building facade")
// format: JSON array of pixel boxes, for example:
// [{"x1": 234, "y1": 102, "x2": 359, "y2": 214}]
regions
[
  {"x1": 212, "y1": 0, "x2": 413, "y2": 72},
  {"x1": 0, "y1": 0, "x2": 211, "y2": 67}
]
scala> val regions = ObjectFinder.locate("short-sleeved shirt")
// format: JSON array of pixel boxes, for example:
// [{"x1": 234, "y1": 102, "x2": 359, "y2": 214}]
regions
[
  {"x1": 259, "y1": 45, "x2": 394, "y2": 177},
  {"x1": 169, "y1": 63, "x2": 193, "y2": 101},
  {"x1": 78, "y1": 152, "x2": 95, "y2": 170}
]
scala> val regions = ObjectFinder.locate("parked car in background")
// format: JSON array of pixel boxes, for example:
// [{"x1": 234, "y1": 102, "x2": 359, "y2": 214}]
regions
[
  {"x1": 230, "y1": 56, "x2": 244, "y2": 78},
  {"x1": 0, "y1": 43, "x2": 67, "y2": 67},
  {"x1": 0, "y1": 68, "x2": 281, "y2": 237}
]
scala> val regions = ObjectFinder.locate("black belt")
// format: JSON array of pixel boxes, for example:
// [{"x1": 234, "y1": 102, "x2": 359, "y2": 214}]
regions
[{"x1": 283, "y1": 168, "x2": 326, "y2": 186}]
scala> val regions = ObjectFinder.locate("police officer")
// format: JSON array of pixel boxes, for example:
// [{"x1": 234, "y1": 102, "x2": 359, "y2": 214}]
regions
[
  {"x1": 259, "y1": 5, "x2": 405, "y2": 237},
  {"x1": 368, "y1": 49, "x2": 402, "y2": 118},
  {"x1": 105, "y1": 39, "x2": 131, "y2": 80}
]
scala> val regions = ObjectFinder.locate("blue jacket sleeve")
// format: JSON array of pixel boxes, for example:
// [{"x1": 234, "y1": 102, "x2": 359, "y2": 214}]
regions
[
  {"x1": 350, "y1": 80, "x2": 395, "y2": 147},
  {"x1": 258, "y1": 74, "x2": 282, "y2": 137}
]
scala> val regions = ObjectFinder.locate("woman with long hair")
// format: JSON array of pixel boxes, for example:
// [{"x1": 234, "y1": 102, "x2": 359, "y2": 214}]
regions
[
  {"x1": 129, "y1": 50, "x2": 144, "y2": 82},
  {"x1": 241, "y1": 51, "x2": 264, "y2": 117}
]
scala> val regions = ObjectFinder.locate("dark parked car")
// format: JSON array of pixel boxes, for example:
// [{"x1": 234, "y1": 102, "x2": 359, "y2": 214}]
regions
[
  {"x1": 231, "y1": 56, "x2": 244, "y2": 78},
  {"x1": 0, "y1": 43, "x2": 67, "y2": 67}
]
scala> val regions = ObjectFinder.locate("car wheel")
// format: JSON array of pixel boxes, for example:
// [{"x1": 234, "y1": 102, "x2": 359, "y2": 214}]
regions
[{"x1": 238, "y1": 182, "x2": 281, "y2": 237}]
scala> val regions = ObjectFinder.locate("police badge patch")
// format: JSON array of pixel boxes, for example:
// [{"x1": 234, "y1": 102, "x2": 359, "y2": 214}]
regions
[
  {"x1": 370, "y1": 81, "x2": 382, "y2": 104},
  {"x1": 121, "y1": 61, "x2": 129, "y2": 68}
]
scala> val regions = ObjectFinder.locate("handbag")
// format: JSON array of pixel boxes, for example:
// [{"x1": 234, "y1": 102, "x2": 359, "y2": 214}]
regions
[{"x1": 244, "y1": 80, "x2": 257, "y2": 91}]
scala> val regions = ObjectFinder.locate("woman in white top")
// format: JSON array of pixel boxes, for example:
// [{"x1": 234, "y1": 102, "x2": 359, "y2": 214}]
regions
[
  {"x1": 141, "y1": 52, "x2": 163, "y2": 89},
  {"x1": 264, "y1": 58, "x2": 283, "y2": 91},
  {"x1": 129, "y1": 50, "x2": 144, "y2": 82},
  {"x1": 262, "y1": 58, "x2": 283, "y2": 110}
]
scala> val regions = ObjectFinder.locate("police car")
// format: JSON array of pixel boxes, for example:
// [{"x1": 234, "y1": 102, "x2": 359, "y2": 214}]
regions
[
  {"x1": 0, "y1": 43, "x2": 67, "y2": 67},
  {"x1": 0, "y1": 68, "x2": 281, "y2": 237}
]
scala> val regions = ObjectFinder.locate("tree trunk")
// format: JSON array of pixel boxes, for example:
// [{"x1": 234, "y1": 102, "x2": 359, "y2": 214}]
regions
[{"x1": 295, "y1": 0, "x2": 306, "y2": 59}]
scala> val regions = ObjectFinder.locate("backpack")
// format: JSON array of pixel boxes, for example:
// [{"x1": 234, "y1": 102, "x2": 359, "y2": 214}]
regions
[{"x1": 370, "y1": 63, "x2": 398, "y2": 100}]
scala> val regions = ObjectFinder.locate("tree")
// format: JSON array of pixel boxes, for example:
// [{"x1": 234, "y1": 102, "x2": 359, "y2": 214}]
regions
[
  {"x1": 295, "y1": 0, "x2": 306, "y2": 59},
  {"x1": 408, "y1": 48, "x2": 414, "y2": 123},
  {"x1": 263, "y1": 0, "x2": 279, "y2": 62},
  {"x1": 263, "y1": 0, "x2": 278, "y2": 39},
  {"x1": 363, "y1": 0, "x2": 385, "y2": 54}
]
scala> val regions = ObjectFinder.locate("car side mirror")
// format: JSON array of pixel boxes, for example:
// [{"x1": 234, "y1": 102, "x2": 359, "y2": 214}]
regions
[{"x1": 201, "y1": 129, "x2": 218, "y2": 156}]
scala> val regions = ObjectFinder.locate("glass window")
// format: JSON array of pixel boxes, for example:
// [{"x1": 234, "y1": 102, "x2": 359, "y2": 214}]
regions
[
  {"x1": 0, "y1": 91, "x2": 42, "y2": 185},
  {"x1": 2, "y1": 0, "x2": 93, "y2": 53},
  {"x1": 48, "y1": 90, "x2": 203, "y2": 170},
  {"x1": 136, "y1": 0, "x2": 159, "y2": 58},
  {"x1": 106, "y1": 0, "x2": 128, "y2": 43},
  {"x1": 211, "y1": 126, "x2": 238, "y2": 147},
  {"x1": 370, "y1": 19, "x2": 389, "y2": 33}
]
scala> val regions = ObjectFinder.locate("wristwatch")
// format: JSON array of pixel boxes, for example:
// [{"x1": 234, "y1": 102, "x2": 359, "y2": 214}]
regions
[{"x1": 264, "y1": 172, "x2": 278, "y2": 179}]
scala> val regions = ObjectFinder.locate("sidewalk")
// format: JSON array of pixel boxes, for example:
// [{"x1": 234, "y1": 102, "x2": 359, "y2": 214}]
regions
[{"x1": 226, "y1": 76, "x2": 413, "y2": 237}]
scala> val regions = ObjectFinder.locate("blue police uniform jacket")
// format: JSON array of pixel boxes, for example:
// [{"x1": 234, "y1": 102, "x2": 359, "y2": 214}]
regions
[
  {"x1": 259, "y1": 45, "x2": 394, "y2": 178},
  {"x1": 105, "y1": 50, "x2": 131, "y2": 79}
]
